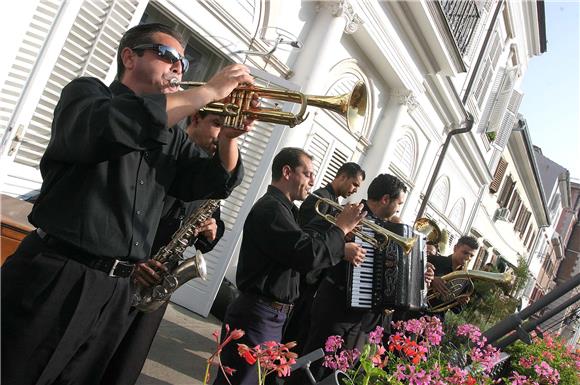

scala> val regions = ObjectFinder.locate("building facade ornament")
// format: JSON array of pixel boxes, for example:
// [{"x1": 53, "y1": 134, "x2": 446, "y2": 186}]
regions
[
  {"x1": 393, "y1": 90, "x2": 419, "y2": 111},
  {"x1": 320, "y1": 0, "x2": 364, "y2": 34}
]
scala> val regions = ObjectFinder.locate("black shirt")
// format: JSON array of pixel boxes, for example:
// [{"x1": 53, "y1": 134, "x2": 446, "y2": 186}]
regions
[
  {"x1": 29, "y1": 77, "x2": 242, "y2": 261},
  {"x1": 297, "y1": 184, "x2": 338, "y2": 227},
  {"x1": 236, "y1": 185, "x2": 346, "y2": 304},
  {"x1": 427, "y1": 254, "x2": 453, "y2": 276}
]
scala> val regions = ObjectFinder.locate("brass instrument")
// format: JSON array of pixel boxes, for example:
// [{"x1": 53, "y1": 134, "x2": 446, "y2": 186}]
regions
[
  {"x1": 171, "y1": 79, "x2": 367, "y2": 132},
  {"x1": 427, "y1": 269, "x2": 515, "y2": 313},
  {"x1": 131, "y1": 199, "x2": 219, "y2": 313},
  {"x1": 414, "y1": 217, "x2": 449, "y2": 255},
  {"x1": 311, "y1": 193, "x2": 417, "y2": 254}
]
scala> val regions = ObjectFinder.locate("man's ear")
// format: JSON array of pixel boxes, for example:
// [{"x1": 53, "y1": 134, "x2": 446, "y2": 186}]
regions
[
  {"x1": 121, "y1": 47, "x2": 136, "y2": 71},
  {"x1": 281, "y1": 165, "x2": 293, "y2": 180},
  {"x1": 380, "y1": 194, "x2": 391, "y2": 205}
]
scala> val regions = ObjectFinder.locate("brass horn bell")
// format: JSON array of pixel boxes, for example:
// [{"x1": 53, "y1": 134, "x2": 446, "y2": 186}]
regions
[{"x1": 171, "y1": 79, "x2": 367, "y2": 132}]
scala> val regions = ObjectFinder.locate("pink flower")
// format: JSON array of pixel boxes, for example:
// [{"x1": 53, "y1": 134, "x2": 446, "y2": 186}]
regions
[
  {"x1": 456, "y1": 323, "x2": 483, "y2": 345},
  {"x1": 324, "y1": 335, "x2": 344, "y2": 352},
  {"x1": 369, "y1": 325, "x2": 384, "y2": 344}
]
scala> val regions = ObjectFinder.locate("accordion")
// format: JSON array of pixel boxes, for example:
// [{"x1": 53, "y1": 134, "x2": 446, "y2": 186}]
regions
[{"x1": 347, "y1": 221, "x2": 427, "y2": 312}]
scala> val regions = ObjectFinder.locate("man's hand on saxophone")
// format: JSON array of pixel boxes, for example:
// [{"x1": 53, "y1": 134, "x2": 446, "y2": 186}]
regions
[
  {"x1": 194, "y1": 218, "x2": 218, "y2": 242},
  {"x1": 134, "y1": 259, "x2": 168, "y2": 287}
]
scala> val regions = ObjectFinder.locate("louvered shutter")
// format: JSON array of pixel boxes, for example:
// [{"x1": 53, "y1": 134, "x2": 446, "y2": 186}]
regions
[
  {"x1": 487, "y1": 67, "x2": 516, "y2": 132},
  {"x1": 171, "y1": 74, "x2": 292, "y2": 317},
  {"x1": 0, "y1": 0, "x2": 63, "y2": 143},
  {"x1": 489, "y1": 157, "x2": 507, "y2": 193},
  {"x1": 2, "y1": 0, "x2": 141, "y2": 199},
  {"x1": 478, "y1": 66, "x2": 506, "y2": 132},
  {"x1": 495, "y1": 89, "x2": 523, "y2": 148},
  {"x1": 304, "y1": 132, "x2": 331, "y2": 181},
  {"x1": 321, "y1": 147, "x2": 350, "y2": 187},
  {"x1": 497, "y1": 175, "x2": 514, "y2": 207},
  {"x1": 15, "y1": 0, "x2": 141, "y2": 169},
  {"x1": 508, "y1": 193, "x2": 521, "y2": 222}
]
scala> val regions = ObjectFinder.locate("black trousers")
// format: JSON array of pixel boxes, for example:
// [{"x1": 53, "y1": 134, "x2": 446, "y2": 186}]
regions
[
  {"x1": 213, "y1": 293, "x2": 288, "y2": 385},
  {"x1": 1, "y1": 231, "x2": 133, "y2": 385},
  {"x1": 100, "y1": 302, "x2": 167, "y2": 385},
  {"x1": 281, "y1": 283, "x2": 317, "y2": 356}
]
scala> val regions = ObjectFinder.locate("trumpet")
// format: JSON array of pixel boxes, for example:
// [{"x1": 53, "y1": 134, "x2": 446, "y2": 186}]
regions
[
  {"x1": 311, "y1": 193, "x2": 417, "y2": 254},
  {"x1": 171, "y1": 79, "x2": 367, "y2": 131}
]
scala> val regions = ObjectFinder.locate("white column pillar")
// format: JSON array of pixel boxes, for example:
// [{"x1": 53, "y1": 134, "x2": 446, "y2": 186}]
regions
[
  {"x1": 353, "y1": 91, "x2": 416, "y2": 202},
  {"x1": 279, "y1": 0, "x2": 363, "y2": 148}
]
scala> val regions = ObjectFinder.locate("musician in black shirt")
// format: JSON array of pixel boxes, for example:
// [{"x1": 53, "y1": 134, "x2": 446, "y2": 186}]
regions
[
  {"x1": 428, "y1": 235, "x2": 479, "y2": 316},
  {"x1": 1, "y1": 23, "x2": 253, "y2": 385},
  {"x1": 284, "y1": 162, "x2": 366, "y2": 355},
  {"x1": 290, "y1": 174, "x2": 412, "y2": 383},
  {"x1": 213, "y1": 148, "x2": 365, "y2": 385},
  {"x1": 101, "y1": 110, "x2": 229, "y2": 385}
]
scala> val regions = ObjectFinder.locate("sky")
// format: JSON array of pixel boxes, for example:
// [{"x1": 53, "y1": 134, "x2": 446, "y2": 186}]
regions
[{"x1": 519, "y1": 1, "x2": 580, "y2": 179}]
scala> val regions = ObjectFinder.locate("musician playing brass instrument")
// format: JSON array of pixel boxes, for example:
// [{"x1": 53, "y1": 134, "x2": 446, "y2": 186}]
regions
[
  {"x1": 288, "y1": 174, "x2": 434, "y2": 384},
  {"x1": 428, "y1": 235, "x2": 479, "y2": 317}
]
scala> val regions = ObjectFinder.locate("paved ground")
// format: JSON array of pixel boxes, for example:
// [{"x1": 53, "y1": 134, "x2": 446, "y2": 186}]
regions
[{"x1": 135, "y1": 303, "x2": 222, "y2": 385}]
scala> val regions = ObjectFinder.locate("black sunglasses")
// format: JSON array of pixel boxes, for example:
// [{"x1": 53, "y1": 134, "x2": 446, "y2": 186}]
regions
[{"x1": 131, "y1": 44, "x2": 190, "y2": 72}]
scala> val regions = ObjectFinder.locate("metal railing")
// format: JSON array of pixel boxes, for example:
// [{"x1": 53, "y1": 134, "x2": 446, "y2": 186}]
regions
[{"x1": 440, "y1": 0, "x2": 481, "y2": 55}]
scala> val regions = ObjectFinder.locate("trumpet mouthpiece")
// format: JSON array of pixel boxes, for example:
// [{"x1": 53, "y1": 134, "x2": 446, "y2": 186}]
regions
[{"x1": 169, "y1": 78, "x2": 179, "y2": 86}]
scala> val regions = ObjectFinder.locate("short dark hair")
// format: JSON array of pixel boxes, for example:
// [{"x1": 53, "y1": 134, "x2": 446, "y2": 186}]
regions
[
  {"x1": 117, "y1": 23, "x2": 186, "y2": 80},
  {"x1": 367, "y1": 174, "x2": 407, "y2": 201},
  {"x1": 456, "y1": 235, "x2": 479, "y2": 250},
  {"x1": 271, "y1": 147, "x2": 313, "y2": 181},
  {"x1": 336, "y1": 162, "x2": 365, "y2": 181}
]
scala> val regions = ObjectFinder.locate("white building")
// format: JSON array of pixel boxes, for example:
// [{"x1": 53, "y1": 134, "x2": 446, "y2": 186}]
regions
[{"x1": 0, "y1": 0, "x2": 546, "y2": 316}]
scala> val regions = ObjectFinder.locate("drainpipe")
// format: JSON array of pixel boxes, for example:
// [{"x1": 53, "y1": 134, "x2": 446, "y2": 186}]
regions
[
  {"x1": 415, "y1": 110, "x2": 473, "y2": 221},
  {"x1": 415, "y1": 0, "x2": 504, "y2": 221}
]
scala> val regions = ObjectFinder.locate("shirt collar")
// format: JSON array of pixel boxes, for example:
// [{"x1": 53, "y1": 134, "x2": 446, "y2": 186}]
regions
[
  {"x1": 267, "y1": 185, "x2": 295, "y2": 211},
  {"x1": 110, "y1": 80, "x2": 134, "y2": 96},
  {"x1": 323, "y1": 184, "x2": 338, "y2": 201}
]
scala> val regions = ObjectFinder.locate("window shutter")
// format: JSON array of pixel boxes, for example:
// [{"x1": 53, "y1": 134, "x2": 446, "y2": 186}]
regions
[
  {"x1": 0, "y1": 0, "x2": 63, "y2": 144},
  {"x1": 486, "y1": 67, "x2": 516, "y2": 133},
  {"x1": 305, "y1": 133, "x2": 331, "y2": 177},
  {"x1": 489, "y1": 157, "x2": 507, "y2": 193},
  {"x1": 495, "y1": 89, "x2": 523, "y2": 148},
  {"x1": 478, "y1": 66, "x2": 506, "y2": 130},
  {"x1": 393, "y1": 133, "x2": 416, "y2": 178},
  {"x1": 321, "y1": 147, "x2": 349, "y2": 187},
  {"x1": 14, "y1": 0, "x2": 140, "y2": 169},
  {"x1": 497, "y1": 175, "x2": 514, "y2": 207}
]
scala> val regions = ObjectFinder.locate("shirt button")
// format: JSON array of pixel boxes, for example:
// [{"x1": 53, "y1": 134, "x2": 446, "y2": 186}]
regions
[
  {"x1": 136, "y1": 210, "x2": 142, "y2": 215},
  {"x1": 144, "y1": 151, "x2": 149, "y2": 158},
  {"x1": 139, "y1": 180, "x2": 144, "y2": 185},
  {"x1": 134, "y1": 241, "x2": 140, "y2": 246}
]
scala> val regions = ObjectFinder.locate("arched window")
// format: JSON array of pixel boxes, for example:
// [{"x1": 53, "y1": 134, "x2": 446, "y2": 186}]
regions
[
  {"x1": 431, "y1": 176, "x2": 450, "y2": 212},
  {"x1": 392, "y1": 132, "x2": 416, "y2": 178},
  {"x1": 448, "y1": 198, "x2": 466, "y2": 228},
  {"x1": 325, "y1": 60, "x2": 372, "y2": 141}
]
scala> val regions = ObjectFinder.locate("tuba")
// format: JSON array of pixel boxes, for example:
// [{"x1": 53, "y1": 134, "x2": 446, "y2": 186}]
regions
[
  {"x1": 414, "y1": 217, "x2": 449, "y2": 255},
  {"x1": 131, "y1": 199, "x2": 219, "y2": 313},
  {"x1": 427, "y1": 269, "x2": 515, "y2": 313},
  {"x1": 311, "y1": 193, "x2": 417, "y2": 254},
  {"x1": 171, "y1": 79, "x2": 367, "y2": 132}
]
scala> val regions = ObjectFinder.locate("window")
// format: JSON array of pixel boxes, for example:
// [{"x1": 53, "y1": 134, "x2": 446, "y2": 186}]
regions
[
  {"x1": 431, "y1": 177, "x2": 450, "y2": 212},
  {"x1": 448, "y1": 199, "x2": 466, "y2": 228},
  {"x1": 497, "y1": 175, "x2": 515, "y2": 207},
  {"x1": 392, "y1": 132, "x2": 416, "y2": 178}
]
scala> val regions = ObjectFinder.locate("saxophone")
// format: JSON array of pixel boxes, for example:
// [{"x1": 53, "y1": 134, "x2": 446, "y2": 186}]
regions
[{"x1": 131, "y1": 199, "x2": 220, "y2": 313}]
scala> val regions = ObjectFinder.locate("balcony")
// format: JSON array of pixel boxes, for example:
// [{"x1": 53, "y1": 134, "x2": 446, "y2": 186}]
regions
[{"x1": 439, "y1": 0, "x2": 481, "y2": 55}]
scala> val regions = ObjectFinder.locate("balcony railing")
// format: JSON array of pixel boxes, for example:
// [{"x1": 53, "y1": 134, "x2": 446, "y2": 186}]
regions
[{"x1": 439, "y1": 0, "x2": 481, "y2": 55}]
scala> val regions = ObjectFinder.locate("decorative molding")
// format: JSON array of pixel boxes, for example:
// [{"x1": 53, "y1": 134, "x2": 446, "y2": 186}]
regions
[{"x1": 321, "y1": 0, "x2": 364, "y2": 34}]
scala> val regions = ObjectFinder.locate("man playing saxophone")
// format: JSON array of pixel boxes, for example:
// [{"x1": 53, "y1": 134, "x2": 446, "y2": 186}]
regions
[{"x1": 101, "y1": 110, "x2": 232, "y2": 385}]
